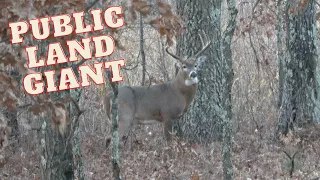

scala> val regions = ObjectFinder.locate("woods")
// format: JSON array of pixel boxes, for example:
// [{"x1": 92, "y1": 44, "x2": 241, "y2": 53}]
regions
[{"x1": 1, "y1": 0, "x2": 320, "y2": 179}]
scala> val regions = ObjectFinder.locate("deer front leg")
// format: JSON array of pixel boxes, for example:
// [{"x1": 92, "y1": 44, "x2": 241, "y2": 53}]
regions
[{"x1": 163, "y1": 119, "x2": 173, "y2": 143}]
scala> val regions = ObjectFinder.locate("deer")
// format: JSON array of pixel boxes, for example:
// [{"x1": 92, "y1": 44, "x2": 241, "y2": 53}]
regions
[{"x1": 104, "y1": 31, "x2": 211, "y2": 148}]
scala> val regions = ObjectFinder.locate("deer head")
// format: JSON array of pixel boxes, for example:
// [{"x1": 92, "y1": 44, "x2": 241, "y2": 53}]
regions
[
  {"x1": 167, "y1": 30, "x2": 211, "y2": 86},
  {"x1": 104, "y1": 30, "x2": 211, "y2": 149}
]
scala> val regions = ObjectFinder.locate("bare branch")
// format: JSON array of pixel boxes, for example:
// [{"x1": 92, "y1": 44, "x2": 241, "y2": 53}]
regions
[{"x1": 248, "y1": 0, "x2": 262, "y2": 70}]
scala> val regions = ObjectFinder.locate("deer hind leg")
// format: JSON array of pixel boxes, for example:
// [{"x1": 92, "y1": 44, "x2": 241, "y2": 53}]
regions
[
  {"x1": 118, "y1": 110, "x2": 136, "y2": 151},
  {"x1": 105, "y1": 105, "x2": 135, "y2": 150}
]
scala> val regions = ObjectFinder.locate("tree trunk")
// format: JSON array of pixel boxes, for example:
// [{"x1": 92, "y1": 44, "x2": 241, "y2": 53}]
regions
[
  {"x1": 174, "y1": 0, "x2": 237, "y2": 179},
  {"x1": 174, "y1": 0, "x2": 222, "y2": 143},
  {"x1": 107, "y1": 71, "x2": 122, "y2": 180},
  {"x1": 40, "y1": 115, "x2": 74, "y2": 180},
  {"x1": 71, "y1": 89, "x2": 85, "y2": 180},
  {"x1": 140, "y1": 14, "x2": 146, "y2": 86},
  {"x1": 3, "y1": 68, "x2": 20, "y2": 147},
  {"x1": 277, "y1": 0, "x2": 285, "y2": 108},
  {"x1": 220, "y1": 1, "x2": 237, "y2": 179},
  {"x1": 277, "y1": 0, "x2": 319, "y2": 135},
  {"x1": 174, "y1": 0, "x2": 237, "y2": 143},
  {"x1": 34, "y1": 33, "x2": 74, "y2": 179}
]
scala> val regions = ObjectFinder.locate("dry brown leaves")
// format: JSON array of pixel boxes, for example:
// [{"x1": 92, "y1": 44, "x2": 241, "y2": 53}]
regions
[
  {"x1": 288, "y1": 0, "x2": 312, "y2": 15},
  {"x1": 0, "y1": 69, "x2": 19, "y2": 111},
  {"x1": 0, "y1": 0, "x2": 89, "y2": 136},
  {"x1": 129, "y1": 0, "x2": 184, "y2": 46},
  {"x1": 28, "y1": 96, "x2": 72, "y2": 135},
  {"x1": 51, "y1": 101, "x2": 71, "y2": 135},
  {"x1": 132, "y1": 0, "x2": 152, "y2": 16}
]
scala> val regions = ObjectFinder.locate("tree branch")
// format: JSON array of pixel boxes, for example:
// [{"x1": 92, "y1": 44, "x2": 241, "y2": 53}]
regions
[{"x1": 248, "y1": 0, "x2": 262, "y2": 70}]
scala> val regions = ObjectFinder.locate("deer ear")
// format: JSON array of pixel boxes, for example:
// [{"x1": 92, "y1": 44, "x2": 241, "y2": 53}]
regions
[
  {"x1": 5, "y1": 126, "x2": 11, "y2": 135},
  {"x1": 196, "y1": 55, "x2": 207, "y2": 66}
]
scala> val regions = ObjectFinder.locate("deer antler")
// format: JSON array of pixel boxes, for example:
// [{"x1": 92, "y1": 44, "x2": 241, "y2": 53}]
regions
[
  {"x1": 165, "y1": 46, "x2": 183, "y2": 63},
  {"x1": 194, "y1": 30, "x2": 212, "y2": 58}
]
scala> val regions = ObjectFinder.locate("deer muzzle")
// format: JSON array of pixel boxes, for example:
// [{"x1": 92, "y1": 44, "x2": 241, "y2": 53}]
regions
[{"x1": 190, "y1": 71, "x2": 197, "y2": 79}]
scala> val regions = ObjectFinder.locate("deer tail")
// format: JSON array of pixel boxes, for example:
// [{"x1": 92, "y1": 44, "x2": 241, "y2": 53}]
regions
[{"x1": 103, "y1": 91, "x2": 114, "y2": 120}]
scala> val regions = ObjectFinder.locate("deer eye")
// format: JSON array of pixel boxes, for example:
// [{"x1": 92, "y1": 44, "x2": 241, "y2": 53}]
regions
[
  {"x1": 182, "y1": 65, "x2": 187, "y2": 69},
  {"x1": 194, "y1": 65, "x2": 197, "y2": 68}
]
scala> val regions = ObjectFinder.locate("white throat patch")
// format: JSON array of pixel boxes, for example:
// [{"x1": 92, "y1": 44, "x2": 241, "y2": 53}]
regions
[{"x1": 185, "y1": 77, "x2": 199, "y2": 86}]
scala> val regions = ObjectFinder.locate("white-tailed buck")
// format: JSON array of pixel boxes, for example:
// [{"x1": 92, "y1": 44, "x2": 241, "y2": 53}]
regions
[{"x1": 104, "y1": 31, "x2": 211, "y2": 147}]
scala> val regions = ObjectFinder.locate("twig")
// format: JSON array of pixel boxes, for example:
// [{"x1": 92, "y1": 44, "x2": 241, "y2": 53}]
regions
[
  {"x1": 122, "y1": 50, "x2": 141, "y2": 71},
  {"x1": 283, "y1": 150, "x2": 299, "y2": 178},
  {"x1": 248, "y1": 0, "x2": 262, "y2": 70},
  {"x1": 15, "y1": 103, "x2": 32, "y2": 110}
]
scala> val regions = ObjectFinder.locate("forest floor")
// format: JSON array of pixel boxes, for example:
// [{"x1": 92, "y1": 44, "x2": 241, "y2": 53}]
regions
[{"x1": 1, "y1": 123, "x2": 320, "y2": 180}]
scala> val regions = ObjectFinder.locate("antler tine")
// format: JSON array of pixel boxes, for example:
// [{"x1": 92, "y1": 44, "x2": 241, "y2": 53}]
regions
[
  {"x1": 199, "y1": 30, "x2": 206, "y2": 45},
  {"x1": 165, "y1": 46, "x2": 183, "y2": 63},
  {"x1": 194, "y1": 30, "x2": 212, "y2": 58}
]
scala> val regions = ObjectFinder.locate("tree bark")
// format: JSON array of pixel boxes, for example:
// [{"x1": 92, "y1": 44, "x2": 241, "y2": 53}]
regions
[
  {"x1": 40, "y1": 114, "x2": 74, "y2": 180},
  {"x1": 140, "y1": 14, "x2": 146, "y2": 86},
  {"x1": 107, "y1": 71, "x2": 122, "y2": 180},
  {"x1": 174, "y1": 0, "x2": 221, "y2": 143},
  {"x1": 174, "y1": 0, "x2": 237, "y2": 179},
  {"x1": 36, "y1": 34, "x2": 74, "y2": 179},
  {"x1": 221, "y1": 1, "x2": 237, "y2": 179},
  {"x1": 277, "y1": 0, "x2": 285, "y2": 108},
  {"x1": 277, "y1": 0, "x2": 319, "y2": 135},
  {"x1": 174, "y1": 0, "x2": 236, "y2": 143},
  {"x1": 71, "y1": 89, "x2": 85, "y2": 180},
  {"x1": 3, "y1": 68, "x2": 20, "y2": 147},
  {"x1": 40, "y1": 88, "x2": 83, "y2": 180}
]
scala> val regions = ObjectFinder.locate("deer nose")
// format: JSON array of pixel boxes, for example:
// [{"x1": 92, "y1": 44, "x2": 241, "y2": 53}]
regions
[{"x1": 190, "y1": 71, "x2": 197, "y2": 78}]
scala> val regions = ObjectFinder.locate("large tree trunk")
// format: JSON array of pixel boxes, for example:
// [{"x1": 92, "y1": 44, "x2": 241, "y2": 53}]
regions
[
  {"x1": 174, "y1": 0, "x2": 237, "y2": 143},
  {"x1": 277, "y1": 0, "x2": 319, "y2": 135},
  {"x1": 174, "y1": 0, "x2": 222, "y2": 143},
  {"x1": 39, "y1": 89, "x2": 83, "y2": 180},
  {"x1": 174, "y1": 0, "x2": 237, "y2": 179},
  {"x1": 40, "y1": 116, "x2": 74, "y2": 180}
]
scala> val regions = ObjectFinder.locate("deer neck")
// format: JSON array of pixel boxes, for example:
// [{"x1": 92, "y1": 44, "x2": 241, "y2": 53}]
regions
[{"x1": 170, "y1": 71, "x2": 198, "y2": 104}]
